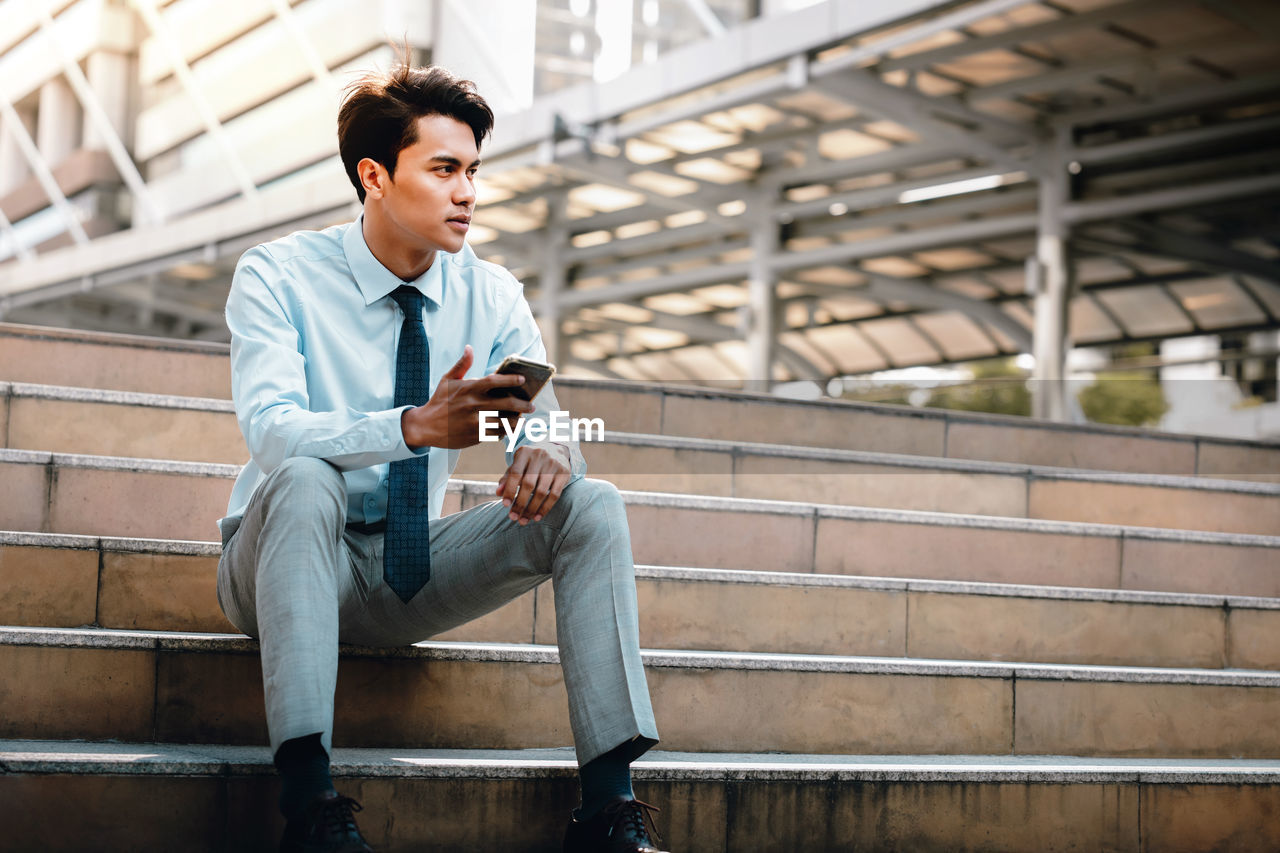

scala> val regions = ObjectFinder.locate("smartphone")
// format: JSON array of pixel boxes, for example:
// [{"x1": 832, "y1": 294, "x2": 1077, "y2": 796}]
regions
[{"x1": 487, "y1": 355, "x2": 556, "y2": 402}]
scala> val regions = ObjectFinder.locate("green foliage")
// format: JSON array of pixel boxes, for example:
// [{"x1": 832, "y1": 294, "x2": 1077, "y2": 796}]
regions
[
  {"x1": 837, "y1": 383, "x2": 917, "y2": 406},
  {"x1": 837, "y1": 354, "x2": 1171, "y2": 427},
  {"x1": 924, "y1": 359, "x2": 1031, "y2": 417},
  {"x1": 1076, "y1": 371, "x2": 1170, "y2": 426}
]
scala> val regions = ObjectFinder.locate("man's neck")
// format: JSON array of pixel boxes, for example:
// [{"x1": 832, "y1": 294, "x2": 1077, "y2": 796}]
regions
[{"x1": 361, "y1": 209, "x2": 436, "y2": 282}]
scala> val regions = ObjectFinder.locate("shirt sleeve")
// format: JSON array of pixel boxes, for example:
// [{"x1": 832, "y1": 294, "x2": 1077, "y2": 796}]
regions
[
  {"x1": 485, "y1": 285, "x2": 588, "y2": 483},
  {"x1": 226, "y1": 247, "x2": 424, "y2": 474}
]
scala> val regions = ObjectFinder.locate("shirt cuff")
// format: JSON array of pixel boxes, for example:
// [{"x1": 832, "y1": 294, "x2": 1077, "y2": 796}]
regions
[{"x1": 386, "y1": 405, "x2": 431, "y2": 460}]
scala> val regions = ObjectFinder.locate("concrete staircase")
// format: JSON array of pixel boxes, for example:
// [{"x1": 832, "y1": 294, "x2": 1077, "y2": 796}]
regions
[{"x1": 2, "y1": 320, "x2": 1280, "y2": 851}]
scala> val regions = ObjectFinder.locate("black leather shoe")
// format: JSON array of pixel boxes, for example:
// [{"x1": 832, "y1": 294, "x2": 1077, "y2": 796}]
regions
[
  {"x1": 563, "y1": 796, "x2": 670, "y2": 852},
  {"x1": 279, "y1": 790, "x2": 374, "y2": 853}
]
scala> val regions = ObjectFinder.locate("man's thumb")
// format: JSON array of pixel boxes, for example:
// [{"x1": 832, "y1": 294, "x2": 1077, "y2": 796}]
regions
[{"x1": 445, "y1": 344, "x2": 474, "y2": 380}]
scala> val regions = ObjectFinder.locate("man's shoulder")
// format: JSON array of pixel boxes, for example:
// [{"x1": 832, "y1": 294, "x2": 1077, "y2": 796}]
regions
[
  {"x1": 445, "y1": 243, "x2": 523, "y2": 294},
  {"x1": 242, "y1": 222, "x2": 350, "y2": 269}
]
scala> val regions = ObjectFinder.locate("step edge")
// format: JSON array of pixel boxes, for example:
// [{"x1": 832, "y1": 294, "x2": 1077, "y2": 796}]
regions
[
  {"x1": 5, "y1": 381, "x2": 237, "y2": 413},
  {"x1": 5, "y1": 320, "x2": 1277, "y2": 451},
  {"x1": 3, "y1": 388, "x2": 1272, "y2": 496},
  {"x1": 4, "y1": 742, "x2": 1280, "y2": 783},
  {"x1": 603, "y1": 431, "x2": 1280, "y2": 496},
  {"x1": 1, "y1": 450, "x2": 1274, "y2": 545},
  {"x1": 4, "y1": 531, "x2": 1271, "y2": 609},
  {"x1": 3, "y1": 626, "x2": 1279, "y2": 686}
]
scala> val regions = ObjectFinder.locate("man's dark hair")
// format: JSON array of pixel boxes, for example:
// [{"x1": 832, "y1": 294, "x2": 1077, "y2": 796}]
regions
[{"x1": 338, "y1": 64, "x2": 494, "y2": 203}]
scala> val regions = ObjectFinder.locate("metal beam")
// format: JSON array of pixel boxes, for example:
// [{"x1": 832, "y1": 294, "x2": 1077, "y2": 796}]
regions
[
  {"x1": 779, "y1": 165, "x2": 1028, "y2": 220},
  {"x1": 965, "y1": 35, "x2": 1241, "y2": 105},
  {"x1": 746, "y1": 201, "x2": 778, "y2": 390},
  {"x1": 268, "y1": 0, "x2": 337, "y2": 89},
  {"x1": 552, "y1": 155, "x2": 741, "y2": 231},
  {"x1": 1031, "y1": 138, "x2": 1072, "y2": 421},
  {"x1": 563, "y1": 356, "x2": 628, "y2": 381},
  {"x1": 539, "y1": 190, "x2": 569, "y2": 369},
  {"x1": 1077, "y1": 221, "x2": 1280, "y2": 286},
  {"x1": 794, "y1": 185, "x2": 1039, "y2": 241},
  {"x1": 878, "y1": 0, "x2": 1195, "y2": 74},
  {"x1": 0, "y1": 204, "x2": 34, "y2": 263},
  {"x1": 858, "y1": 273, "x2": 1033, "y2": 351},
  {"x1": 37, "y1": 10, "x2": 164, "y2": 225},
  {"x1": 773, "y1": 214, "x2": 1038, "y2": 274},
  {"x1": 817, "y1": 0, "x2": 1037, "y2": 79},
  {"x1": 1061, "y1": 69, "x2": 1280, "y2": 126},
  {"x1": 1071, "y1": 113, "x2": 1280, "y2": 167},
  {"x1": 573, "y1": 307, "x2": 827, "y2": 381},
  {"x1": 809, "y1": 71, "x2": 1034, "y2": 173},
  {"x1": 680, "y1": 0, "x2": 725, "y2": 37},
  {"x1": 565, "y1": 219, "x2": 734, "y2": 264},
  {"x1": 576, "y1": 236, "x2": 750, "y2": 280},
  {"x1": 1064, "y1": 173, "x2": 1280, "y2": 223},
  {"x1": 550, "y1": 213, "x2": 1038, "y2": 310},
  {"x1": 1205, "y1": 0, "x2": 1280, "y2": 41},
  {"x1": 0, "y1": 169, "x2": 353, "y2": 302},
  {"x1": 130, "y1": 0, "x2": 259, "y2": 201},
  {"x1": 0, "y1": 97, "x2": 90, "y2": 245}
]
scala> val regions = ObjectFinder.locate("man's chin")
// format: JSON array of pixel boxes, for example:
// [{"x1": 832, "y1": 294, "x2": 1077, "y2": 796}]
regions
[{"x1": 437, "y1": 233, "x2": 467, "y2": 254}]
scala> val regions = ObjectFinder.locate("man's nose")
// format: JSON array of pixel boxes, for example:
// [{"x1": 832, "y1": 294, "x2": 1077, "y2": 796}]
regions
[{"x1": 454, "y1": 176, "x2": 476, "y2": 205}]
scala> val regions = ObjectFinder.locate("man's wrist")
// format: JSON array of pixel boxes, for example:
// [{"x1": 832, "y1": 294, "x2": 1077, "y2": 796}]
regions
[{"x1": 401, "y1": 406, "x2": 436, "y2": 450}]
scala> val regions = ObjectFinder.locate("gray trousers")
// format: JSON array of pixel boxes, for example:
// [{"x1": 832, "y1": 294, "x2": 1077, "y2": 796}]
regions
[{"x1": 216, "y1": 456, "x2": 659, "y2": 766}]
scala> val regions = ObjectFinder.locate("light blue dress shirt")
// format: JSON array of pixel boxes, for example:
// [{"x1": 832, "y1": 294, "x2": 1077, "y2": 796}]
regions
[{"x1": 220, "y1": 215, "x2": 585, "y2": 537}]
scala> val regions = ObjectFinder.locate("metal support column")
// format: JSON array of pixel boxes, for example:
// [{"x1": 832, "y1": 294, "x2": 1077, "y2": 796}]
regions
[
  {"x1": 36, "y1": 78, "x2": 79, "y2": 167},
  {"x1": 539, "y1": 191, "x2": 570, "y2": 370},
  {"x1": 747, "y1": 196, "x2": 779, "y2": 392},
  {"x1": 1031, "y1": 131, "x2": 1072, "y2": 421},
  {"x1": 0, "y1": 106, "x2": 33, "y2": 195},
  {"x1": 82, "y1": 51, "x2": 131, "y2": 151}
]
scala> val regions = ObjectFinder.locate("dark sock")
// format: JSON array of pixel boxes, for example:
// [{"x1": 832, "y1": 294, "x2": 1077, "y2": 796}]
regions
[
  {"x1": 274, "y1": 733, "x2": 334, "y2": 820},
  {"x1": 578, "y1": 740, "x2": 636, "y2": 819}
]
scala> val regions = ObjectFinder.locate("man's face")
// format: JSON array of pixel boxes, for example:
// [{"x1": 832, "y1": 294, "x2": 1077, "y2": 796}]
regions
[{"x1": 376, "y1": 113, "x2": 479, "y2": 255}]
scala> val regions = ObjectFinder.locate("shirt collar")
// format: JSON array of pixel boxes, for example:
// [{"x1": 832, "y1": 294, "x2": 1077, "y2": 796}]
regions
[{"x1": 343, "y1": 214, "x2": 446, "y2": 307}]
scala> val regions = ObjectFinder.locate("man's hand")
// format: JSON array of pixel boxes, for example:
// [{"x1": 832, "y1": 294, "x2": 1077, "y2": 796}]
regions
[
  {"x1": 496, "y1": 443, "x2": 572, "y2": 525},
  {"x1": 401, "y1": 345, "x2": 535, "y2": 449}
]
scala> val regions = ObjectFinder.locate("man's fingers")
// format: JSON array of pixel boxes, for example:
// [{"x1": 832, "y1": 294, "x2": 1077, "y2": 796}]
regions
[
  {"x1": 526, "y1": 472, "x2": 569, "y2": 521},
  {"x1": 443, "y1": 344, "x2": 474, "y2": 380},
  {"x1": 510, "y1": 468, "x2": 547, "y2": 522},
  {"x1": 485, "y1": 395, "x2": 536, "y2": 415},
  {"x1": 473, "y1": 372, "x2": 525, "y2": 393},
  {"x1": 499, "y1": 453, "x2": 528, "y2": 508}
]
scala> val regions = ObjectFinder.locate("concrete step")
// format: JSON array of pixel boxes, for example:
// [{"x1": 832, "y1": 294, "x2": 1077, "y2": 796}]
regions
[
  {"x1": 0, "y1": 322, "x2": 231, "y2": 399},
  {"x1": 6, "y1": 381, "x2": 1277, "y2": 535},
  {"x1": 6, "y1": 531, "x2": 1280, "y2": 671},
  {"x1": 4, "y1": 627, "x2": 1280, "y2": 759},
  {"x1": 5, "y1": 742, "x2": 1280, "y2": 852},
  {"x1": 3, "y1": 447, "x2": 1277, "y2": 598},
  {"x1": 4, "y1": 322, "x2": 1276, "y2": 480}
]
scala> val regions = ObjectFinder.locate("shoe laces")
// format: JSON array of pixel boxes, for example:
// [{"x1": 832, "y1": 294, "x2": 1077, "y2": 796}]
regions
[
  {"x1": 317, "y1": 795, "x2": 363, "y2": 839},
  {"x1": 605, "y1": 798, "x2": 664, "y2": 846}
]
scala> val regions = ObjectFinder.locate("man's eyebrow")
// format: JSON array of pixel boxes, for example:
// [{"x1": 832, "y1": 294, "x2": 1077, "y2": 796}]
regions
[{"x1": 429, "y1": 155, "x2": 482, "y2": 169}]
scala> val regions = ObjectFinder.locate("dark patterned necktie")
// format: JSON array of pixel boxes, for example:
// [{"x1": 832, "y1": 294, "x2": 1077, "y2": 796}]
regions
[{"x1": 384, "y1": 285, "x2": 431, "y2": 602}]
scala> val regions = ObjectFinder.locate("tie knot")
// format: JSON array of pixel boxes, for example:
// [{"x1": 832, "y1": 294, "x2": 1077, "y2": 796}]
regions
[{"x1": 391, "y1": 285, "x2": 424, "y2": 319}]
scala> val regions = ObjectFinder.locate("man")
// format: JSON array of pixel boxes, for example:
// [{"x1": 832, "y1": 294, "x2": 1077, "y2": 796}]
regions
[{"x1": 217, "y1": 63, "x2": 666, "y2": 852}]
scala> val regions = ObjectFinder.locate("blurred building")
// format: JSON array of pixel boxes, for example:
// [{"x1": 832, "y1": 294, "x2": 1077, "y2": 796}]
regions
[{"x1": 1, "y1": 0, "x2": 1278, "y2": 433}]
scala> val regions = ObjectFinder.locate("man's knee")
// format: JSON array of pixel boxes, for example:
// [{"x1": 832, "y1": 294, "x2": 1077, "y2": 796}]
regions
[
  {"x1": 262, "y1": 456, "x2": 346, "y2": 527},
  {"x1": 557, "y1": 478, "x2": 627, "y2": 531}
]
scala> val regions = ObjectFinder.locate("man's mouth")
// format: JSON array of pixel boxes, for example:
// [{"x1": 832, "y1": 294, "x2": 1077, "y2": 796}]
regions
[{"x1": 447, "y1": 215, "x2": 470, "y2": 232}]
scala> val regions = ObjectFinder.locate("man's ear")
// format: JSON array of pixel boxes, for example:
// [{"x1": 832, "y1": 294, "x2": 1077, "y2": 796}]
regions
[{"x1": 358, "y1": 157, "x2": 387, "y2": 200}]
